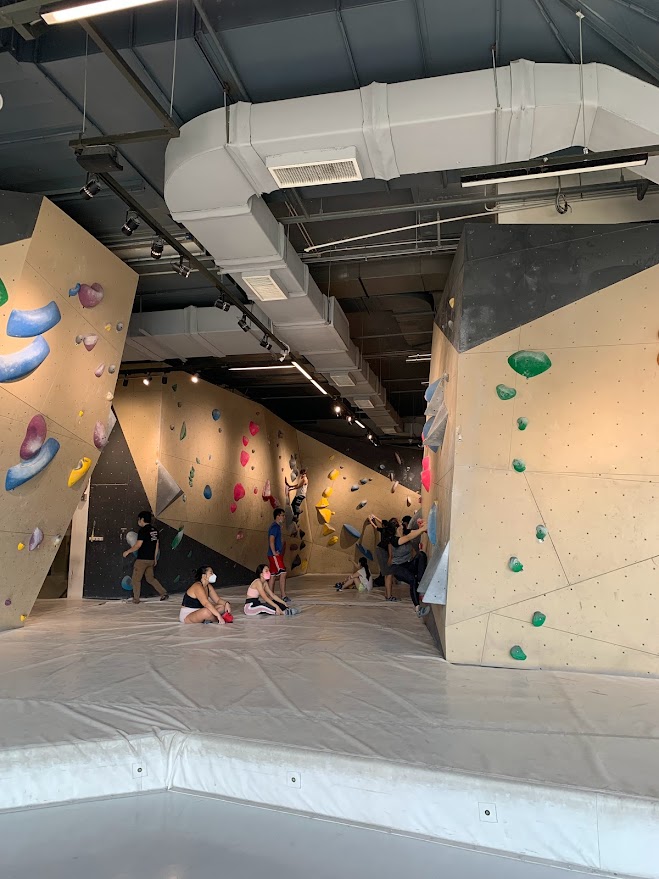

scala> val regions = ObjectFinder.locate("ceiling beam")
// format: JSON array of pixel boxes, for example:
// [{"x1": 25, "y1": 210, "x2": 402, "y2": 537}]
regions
[
  {"x1": 191, "y1": 0, "x2": 251, "y2": 102},
  {"x1": 336, "y1": 1, "x2": 360, "y2": 88},
  {"x1": 533, "y1": 0, "x2": 577, "y2": 63},
  {"x1": 606, "y1": 0, "x2": 659, "y2": 26}
]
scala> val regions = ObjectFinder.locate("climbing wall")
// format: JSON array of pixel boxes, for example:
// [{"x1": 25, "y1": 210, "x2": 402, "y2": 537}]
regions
[
  {"x1": 439, "y1": 260, "x2": 659, "y2": 675},
  {"x1": 0, "y1": 193, "x2": 137, "y2": 629},
  {"x1": 111, "y1": 373, "x2": 411, "y2": 586}
]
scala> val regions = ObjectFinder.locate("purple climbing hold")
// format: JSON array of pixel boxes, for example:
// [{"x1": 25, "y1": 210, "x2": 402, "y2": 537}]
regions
[
  {"x1": 78, "y1": 282, "x2": 104, "y2": 309},
  {"x1": 20, "y1": 414, "x2": 47, "y2": 460}
]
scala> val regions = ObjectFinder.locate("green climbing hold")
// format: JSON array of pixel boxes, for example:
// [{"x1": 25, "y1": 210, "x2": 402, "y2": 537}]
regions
[
  {"x1": 532, "y1": 611, "x2": 546, "y2": 627},
  {"x1": 508, "y1": 556, "x2": 523, "y2": 573},
  {"x1": 496, "y1": 383, "x2": 517, "y2": 401},
  {"x1": 512, "y1": 458, "x2": 526, "y2": 473},
  {"x1": 180, "y1": 422, "x2": 187, "y2": 440},
  {"x1": 536, "y1": 525, "x2": 548, "y2": 542},
  {"x1": 187, "y1": 550, "x2": 192, "y2": 558},
  {"x1": 171, "y1": 527, "x2": 184, "y2": 550},
  {"x1": 510, "y1": 645, "x2": 527, "y2": 661},
  {"x1": 195, "y1": 457, "x2": 201, "y2": 465},
  {"x1": 517, "y1": 417, "x2": 528, "y2": 431},
  {"x1": 173, "y1": 574, "x2": 181, "y2": 584},
  {"x1": 0, "y1": 277, "x2": 8, "y2": 307},
  {"x1": 508, "y1": 350, "x2": 552, "y2": 379},
  {"x1": 172, "y1": 383, "x2": 177, "y2": 392}
]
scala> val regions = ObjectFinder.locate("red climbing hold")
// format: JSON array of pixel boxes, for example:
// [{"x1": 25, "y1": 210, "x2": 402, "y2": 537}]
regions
[
  {"x1": 240, "y1": 450, "x2": 250, "y2": 467},
  {"x1": 242, "y1": 436, "x2": 249, "y2": 447},
  {"x1": 421, "y1": 470, "x2": 431, "y2": 492},
  {"x1": 230, "y1": 503, "x2": 237, "y2": 513},
  {"x1": 233, "y1": 483, "x2": 245, "y2": 502},
  {"x1": 249, "y1": 421, "x2": 260, "y2": 436}
]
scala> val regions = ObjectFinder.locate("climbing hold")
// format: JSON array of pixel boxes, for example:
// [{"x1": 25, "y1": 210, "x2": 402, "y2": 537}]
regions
[
  {"x1": 116, "y1": 322, "x2": 124, "y2": 332},
  {"x1": 508, "y1": 556, "x2": 524, "y2": 573},
  {"x1": 508, "y1": 350, "x2": 552, "y2": 379},
  {"x1": 7, "y1": 301, "x2": 61, "y2": 337},
  {"x1": 495, "y1": 384, "x2": 517, "y2": 400},
  {"x1": 343, "y1": 523, "x2": 360, "y2": 539},
  {"x1": 75, "y1": 335, "x2": 83, "y2": 345},
  {"x1": 0, "y1": 335, "x2": 50, "y2": 382},
  {"x1": 186, "y1": 550, "x2": 192, "y2": 558},
  {"x1": 121, "y1": 576, "x2": 133, "y2": 591},
  {"x1": 236, "y1": 531, "x2": 244, "y2": 540},
  {"x1": 78, "y1": 282, "x2": 104, "y2": 309},
  {"x1": 171, "y1": 527, "x2": 184, "y2": 550},
  {"x1": 315, "y1": 498, "x2": 329, "y2": 508},
  {"x1": 93, "y1": 420, "x2": 108, "y2": 450},
  {"x1": 379, "y1": 464, "x2": 385, "y2": 470},
  {"x1": 6, "y1": 437, "x2": 60, "y2": 490},
  {"x1": 240, "y1": 451, "x2": 249, "y2": 467},
  {"x1": 356, "y1": 501, "x2": 367, "y2": 509},
  {"x1": 422, "y1": 456, "x2": 430, "y2": 471},
  {"x1": 173, "y1": 575, "x2": 181, "y2": 584},
  {"x1": 517, "y1": 417, "x2": 529, "y2": 431},
  {"x1": 328, "y1": 536, "x2": 339, "y2": 546},
  {"x1": 289, "y1": 543, "x2": 299, "y2": 551},
  {"x1": 249, "y1": 421, "x2": 259, "y2": 436},
  {"x1": 180, "y1": 422, "x2": 187, "y2": 440},
  {"x1": 356, "y1": 543, "x2": 373, "y2": 561},
  {"x1": 427, "y1": 503, "x2": 437, "y2": 546},
  {"x1": 20, "y1": 414, "x2": 47, "y2": 460},
  {"x1": 291, "y1": 554, "x2": 302, "y2": 570},
  {"x1": 195, "y1": 457, "x2": 201, "y2": 465},
  {"x1": 322, "y1": 487, "x2": 333, "y2": 498},
  {"x1": 188, "y1": 466, "x2": 195, "y2": 486},
  {"x1": 17, "y1": 543, "x2": 25, "y2": 551},
  {"x1": 108, "y1": 365, "x2": 116, "y2": 374},
  {"x1": 391, "y1": 480, "x2": 399, "y2": 493},
  {"x1": 262, "y1": 479, "x2": 271, "y2": 499},
  {"x1": 536, "y1": 525, "x2": 548, "y2": 542},
  {"x1": 321, "y1": 524, "x2": 335, "y2": 536},
  {"x1": 241, "y1": 436, "x2": 249, "y2": 447},
  {"x1": 170, "y1": 425, "x2": 175, "y2": 431},
  {"x1": 177, "y1": 402, "x2": 182, "y2": 408},
  {"x1": 328, "y1": 469, "x2": 339, "y2": 480},
  {"x1": 233, "y1": 483, "x2": 245, "y2": 502},
  {"x1": 212, "y1": 408, "x2": 221, "y2": 421},
  {"x1": 395, "y1": 452, "x2": 402, "y2": 465},
  {"x1": 512, "y1": 459, "x2": 526, "y2": 473},
  {"x1": 510, "y1": 646, "x2": 527, "y2": 661},
  {"x1": 318, "y1": 508, "x2": 332, "y2": 524},
  {"x1": 532, "y1": 611, "x2": 546, "y2": 627},
  {"x1": 172, "y1": 383, "x2": 178, "y2": 392},
  {"x1": 289, "y1": 455, "x2": 297, "y2": 470},
  {"x1": 350, "y1": 484, "x2": 359, "y2": 492},
  {"x1": 406, "y1": 497, "x2": 412, "y2": 507},
  {"x1": 203, "y1": 485, "x2": 212, "y2": 500},
  {"x1": 77, "y1": 410, "x2": 84, "y2": 418},
  {"x1": 94, "y1": 363, "x2": 105, "y2": 378},
  {"x1": 20, "y1": 615, "x2": 26, "y2": 622},
  {"x1": 53, "y1": 535, "x2": 62, "y2": 547},
  {"x1": 68, "y1": 456, "x2": 92, "y2": 487},
  {"x1": 68, "y1": 283, "x2": 81, "y2": 297},
  {"x1": 300, "y1": 540, "x2": 306, "y2": 550},
  {"x1": 359, "y1": 478, "x2": 368, "y2": 485},
  {"x1": 126, "y1": 531, "x2": 138, "y2": 547},
  {"x1": 0, "y1": 278, "x2": 7, "y2": 306},
  {"x1": 421, "y1": 470, "x2": 431, "y2": 492},
  {"x1": 4, "y1": 598, "x2": 11, "y2": 606}
]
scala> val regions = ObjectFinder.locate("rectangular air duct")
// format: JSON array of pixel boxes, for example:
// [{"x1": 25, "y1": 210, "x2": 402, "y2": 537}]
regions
[
  {"x1": 330, "y1": 373, "x2": 355, "y2": 387},
  {"x1": 266, "y1": 148, "x2": 363, "y2": 188},
  {"x1": 241, "y1": 273, "x2": 288, "y2": 301}
]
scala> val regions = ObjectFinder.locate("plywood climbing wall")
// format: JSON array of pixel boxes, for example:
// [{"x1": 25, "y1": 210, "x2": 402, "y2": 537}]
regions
[
  {"x1": 113, "y1": 372, "x2": 411, "y2": 581},
  {"x1": 0, "y1": 195, "x2": 138, "y2": 629},
  {"x1": 440, "y1": 262, "x2": 659, "y2": 676}
]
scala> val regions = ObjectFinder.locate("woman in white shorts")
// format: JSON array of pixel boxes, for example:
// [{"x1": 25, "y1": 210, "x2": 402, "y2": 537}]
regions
[{"x1": 179, "y1": 566, "x2": 232, "y2": 623}]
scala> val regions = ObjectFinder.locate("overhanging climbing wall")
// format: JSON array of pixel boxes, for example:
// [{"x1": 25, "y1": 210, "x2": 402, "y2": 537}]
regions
[
  {"x1": 0, "y1": 191, "x2": 137, "y2": 629},
  {"x1": 426, "y1": 224, "x2": 659, "y2": 675},
  {"x1": 111, "y1": 373, "x2": 412, "y2": 585}
]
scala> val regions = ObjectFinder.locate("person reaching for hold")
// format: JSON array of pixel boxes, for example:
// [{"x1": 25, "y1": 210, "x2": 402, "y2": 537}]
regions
[
  {"x1": 244, "y1": 564, "x2": 300, "y2": 616},
  {"x1": 286, "y1": 468, "x2": 308, "y2": 522},
  {"x1": 368, "y1": 514, "x2": 397, "y2": 601},
  {"x1": 179, "y1": 566, "x2": 232, "y2": 624},
  {"x1": 388, "y1": 520, "x2": 429, "y2": 617}
]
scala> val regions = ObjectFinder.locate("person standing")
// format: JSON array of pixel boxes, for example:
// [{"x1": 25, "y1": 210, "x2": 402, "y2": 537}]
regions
[
  {"x1": 122, "y1": 511, "x2": 169, "y2": 604},
  {"x1": 388, "y1": 520, "x2": 429, "y2": 617},
  {"x1": 368, "y1": 514, "x2": 397, "y2": 601},
  {"x1": 267, "y1": 508, "x2": 290, "y2": 603},
  {"x1": 286, "y1": 468, "x2": 308, "y2": 522}
]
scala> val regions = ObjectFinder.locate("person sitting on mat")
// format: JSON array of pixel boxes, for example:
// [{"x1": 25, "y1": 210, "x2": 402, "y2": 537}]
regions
[
  {"x1": 335, "y1": 557, "x2": 373, "y2": 592},
  {"x1": 179, "y1": 566, "x2": 232, "y2": 624},
  {"x1": 244, "y1": 564, "x2": 300, "y2": 616}
]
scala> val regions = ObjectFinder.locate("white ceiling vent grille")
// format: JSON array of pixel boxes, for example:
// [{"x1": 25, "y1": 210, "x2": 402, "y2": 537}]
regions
[
  {"x1": 266, "y1": 148, "x2": 363, "y2": 189},
  {"x1": 330, "y1": 373, "x2": 355, "y2": 387},
  {"x1": 241, "y1": 273, "x2": 288, "y2": 301},
  {"x1": 354, "y1": 397, "x2": 374, "y2": 409}
]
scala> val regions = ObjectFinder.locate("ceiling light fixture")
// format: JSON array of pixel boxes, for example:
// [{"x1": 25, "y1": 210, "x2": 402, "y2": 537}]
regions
[
  {"x1": 354, "y1": 420, "x2": 366, "y2": 429},
  {"x1": 171, "y1": 258, "x2": 192, "y2": 278},
  {"x1": 161, "y1": 375, "x2": 168, "y2": 385},
  {"x1": 191, "y1": 373, "x2": 200, "y2": 384},
  {"x1": 214, "y1": 296, "x2": 231, "y2": 312},
  {"x1": 333, "y1": 404, "x2": 342, "y2": 415},
  {"x1": 259, "y1": 334, "x2": 273, "y2": 351},
  {"x1": 292, "y1": 360, "x2": 328, "y2": 396},
  {"x1": 121, "y1": 210, "x2": 140, "y2": 237},
  {"x1": 80, "y1": 174, "x2": 101, "y2": 200},
  {"x1": 237, "y1": 315, "x2": 250, "y2": 332},
  {"x1": 278, "y1": 344, "x2": 290, "y2": 363},
  {"x1": 345, "y1": 414, "x2": 353, "y2": 423},
  {"x1": 122, "y1": 378, "x2": 128, "y2": 387},
  {"x1": 142, "y1": 376, "x2": 151, "y2": 386},
  {"x1": 406, "y1": 353, "x2": 432, "y2": 363},
  {"x1": 42, "y1": 0, "x2": 167, "y2": 26},
  {"x1": 150, "y1": 237, "x2": 164, "y2": 260},
  {"x1": 460, "y1": 151, "x2": 649, "y2": 188},
  {"x1": 228, "y1": 365, "x2": 295, "y2": 372}
]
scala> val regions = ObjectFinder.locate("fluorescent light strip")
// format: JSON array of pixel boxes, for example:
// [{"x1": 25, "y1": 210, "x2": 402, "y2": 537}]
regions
[
  {"x1": 228, "y1": 365, "x2": 295, "y2": 371},
  {"x1": 461, "y1": 157, "x2": 647, "y2": 188},
  {"x1": 354, "y1": 420, "x2": 366, "y2": 429},
  {"x1": 292, "y1": 360, "x2": 328, "y2": 396},
  {"x1": 42, "y1": 0, "x2": 166, "y2": 25}
]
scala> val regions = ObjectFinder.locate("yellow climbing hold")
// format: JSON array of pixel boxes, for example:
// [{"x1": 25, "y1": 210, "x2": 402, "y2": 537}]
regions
[
  {"x1": 78, "y1": 410, "x2": 84, "y2": 418},
  {"x1": 328, "y1": 469, "x2": 339, "y2": 480},
  {"x1": 321, "y1": 524, "x2": 335, "y2": 536},
  {"x1": 68, "y1": 456, "x2": 92, "y2": 487},
  {"x1": 329, "y1": 455, "x2": 335, "y2": 461},
  {"x1": 449, "y1": 297, "x2": 455, "y2": 308},
  {"x1": 327, "y1": 535, "x2": 339, "y2": 546},
  {"x1": 20, "y1": 614, "x2": 27, "y2": 622},
  {"x1": 315, "y1": 497, "x2": 329, "y2": 508},
  {"x1": 318, "y1": 508, "x2": 333, "y2": 524},
  {"x1": 104, "y1": 323, "x2": 112, "y2": 331},
  {"x1": 322, "y1": 486, "x2": 333, "y2": 498},
  {"x1": 17, "y1": 542, "x2": 25, "y2": 551},
  {"x1": 300, "y1": 560, "x2": 308, "y2": 572}
]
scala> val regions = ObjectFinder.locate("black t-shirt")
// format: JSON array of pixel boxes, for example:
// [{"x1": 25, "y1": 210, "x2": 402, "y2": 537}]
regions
[
  {"x1": 136, "y1": 524, "x2": 158, "y2": 560},
  {"x1": 376, "y1": 527, "x2": 390, "y2": 551}
]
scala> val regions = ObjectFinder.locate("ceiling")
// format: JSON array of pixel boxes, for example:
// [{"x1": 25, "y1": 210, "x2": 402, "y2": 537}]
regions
[{"x1": 1, "y1": 0, "x2": 658, "y2": 441}]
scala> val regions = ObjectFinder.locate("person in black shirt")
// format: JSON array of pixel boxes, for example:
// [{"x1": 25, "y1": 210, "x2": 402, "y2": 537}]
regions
[
  {"x1": 122, "y1": 511, "x2": 169, "y2": 604},
  {"x1": 368, "y1": 515, "x2": 398, "y2": 602}
]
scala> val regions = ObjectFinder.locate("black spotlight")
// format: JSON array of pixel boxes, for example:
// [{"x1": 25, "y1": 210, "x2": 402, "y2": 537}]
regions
[
  {"x1": 122, "y1": 211, "x2": 140, "y2": 236},
  {"x1": 259, "y1": 334, "x2": 272, "y2": 350},
  {"x1": 142, "y1": 375, "x2": 151, "y2": 386},
  {"x1": 122, "y1": 378, "x2": 128, "y2": 388},
  {"x1": 80, "y1": 175, "x2": 101, "y2": 200},
  {"x1": 237, "y1": 315, "x2": 250, "y2": 332},
  {"x1": 150, "y1": 237, "x2": 164, "y2": 260},
  {"x1": 171, "y1": 258, "x2": 192, "y2": 278},
  {"x1": 161, "y1": 375, "x2": 168, "y2": 385},
  {"x1": 214, "y1": 296, "x2": 231, "y2": 312}
]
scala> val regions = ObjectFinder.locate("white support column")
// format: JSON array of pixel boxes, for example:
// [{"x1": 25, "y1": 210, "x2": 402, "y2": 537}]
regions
[{"x1": 67, "y1": 487, "x2": 90, "y2": 599}]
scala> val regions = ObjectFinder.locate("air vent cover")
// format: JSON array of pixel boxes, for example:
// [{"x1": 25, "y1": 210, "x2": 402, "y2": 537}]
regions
[
  {"x1": 354, "y1": 397, "x2": 374, "y2": 409},
  {"x1": 241, "y1": 273, "x2": 287, "y2": 302},
  {"x1": 330, "y1": 373, "x2": 355, "y2": 387},
  {"x1": 267, "y1": 148, "x2": 362, "y2": 189}
]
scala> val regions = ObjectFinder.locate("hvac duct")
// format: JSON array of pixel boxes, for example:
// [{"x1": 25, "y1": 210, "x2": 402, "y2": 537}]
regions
[{"x1": 163, "y1": 60, "x2": 659, "y2": 433}]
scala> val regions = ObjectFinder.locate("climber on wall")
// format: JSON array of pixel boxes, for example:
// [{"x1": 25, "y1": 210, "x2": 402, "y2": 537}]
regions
[{"x1": 285, "y1": 468, "x2": 308, "y2": 522}]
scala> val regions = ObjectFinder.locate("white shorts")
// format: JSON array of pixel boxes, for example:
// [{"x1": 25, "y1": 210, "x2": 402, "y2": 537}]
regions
[{"x1": 179, "y1": 607, "x2": 197, "y2": 623}]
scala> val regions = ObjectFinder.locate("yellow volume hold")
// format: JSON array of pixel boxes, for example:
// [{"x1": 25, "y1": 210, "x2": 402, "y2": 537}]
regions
[{"x1": 68, "y1": 456, "x2": 92, "y2": 487}]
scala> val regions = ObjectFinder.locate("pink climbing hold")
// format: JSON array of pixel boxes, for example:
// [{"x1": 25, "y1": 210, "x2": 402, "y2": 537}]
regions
[
  {"x1": 233, "y1": 483, "x2": 245, "y2": 502},
  {"x1": 421, "y1": 470, "x2": 431, "y2": 492},
  {"x1": 83, "y1": 335, "x2": 98, "y2": 351},
  {"x1": 236, "y1": 530, "x2": 245, "y2": 540},
  {"x1": 249, "y1": 421, "x2": 260, "y2": 436},
  {"x1": 78, "y1": 282, "x2": 104, "y2": 309},
  {"x1": 262, "y1": 479, "x2": 271, "y2": 499},
  {"x1": 240, "y1": 450, "x2": 250, "y2": 467},
  {"x1": 422, "y1": 456, "x2": 430, "y2": 471},
  {"x1": 94, "y1": 363, "x2": 105, "y2": 378},
  {"x1": 253, "y1": 487, "x2": 258, "y2": 494},
  {"x1": 230, "y1": 503, "x2": 237, "y2": 514},
  {"x1": 93, "y1": 420, "x2": 108, "y2": 450},
  {"x1": 242, "y1": 436, "x2": 249, "y2": 447},
  {"x1": 20, "y1": 414, "x2": 47, "y2": 460}
]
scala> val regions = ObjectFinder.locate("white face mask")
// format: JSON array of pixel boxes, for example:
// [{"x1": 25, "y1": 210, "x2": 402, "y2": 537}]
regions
[{"x1": 208, "y1": 573, "x2": 217, "y2": 584}]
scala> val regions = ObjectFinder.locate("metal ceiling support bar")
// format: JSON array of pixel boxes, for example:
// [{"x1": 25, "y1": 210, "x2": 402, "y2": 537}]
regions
[
  {"x1": 494, "y1": 0, "x2": 501, "y2": 63},
  {"x1": 69, "y1": 129, "x2": 174, "y2": 147},
  {"x1": 533, "y1": 0, "x2": 577, "y2": 63},
  {"x1": 191, "y1": 0, "x2": 251, "y2": 102},
  {"x1": 97, "y1": 172, "x2": 287, "y2": 350},
  {"x1": 78, "y1": 19, "x2": 180, "y2": 136},
  {"x1": 336, "y1": 1, "x2": 360, "y2": 88},
  {"x1": 607, "y1": 0, "x2": 659, "y2": 26},
  {"x1": 555, "y1": 0, "x2": 659, "y2": 84},
  {"x1": 412, "y1": 0, "x2": 429, "y2": 76}
]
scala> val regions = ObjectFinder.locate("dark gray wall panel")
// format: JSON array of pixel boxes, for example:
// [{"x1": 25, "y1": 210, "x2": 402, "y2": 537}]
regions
[{"x1": 0, "y1": 191, "x2": 42, "y2": 246}]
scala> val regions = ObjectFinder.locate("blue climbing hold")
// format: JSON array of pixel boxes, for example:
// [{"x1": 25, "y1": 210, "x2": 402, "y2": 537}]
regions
[
  {"x1": 424, "y1": 378, "x2": 440, "y2": 402},
  {"x1": 121, "y1": 576, "x2": 133, "y2": 591},
  {"x1": 7, "y1": 301, "x2": 61, "y2": 337},
  {"x1": 211, "y1": 409, "x2": 221, "y2": 421},
  {"x1": 203, "y1": 484, "x2": 212, "y2": 499},
  {"x1": 356, "y1": 543, "x2": 373, "y2": 561},
  {"x1": 427, "y1": 502, "x2": 437, "y2": 546},
  {"x1": 68, "y1": 283, "x2": 81, "y2": 297},
  {"x1": 343, "y1": 523, "x2": 360, "y2": 539}
]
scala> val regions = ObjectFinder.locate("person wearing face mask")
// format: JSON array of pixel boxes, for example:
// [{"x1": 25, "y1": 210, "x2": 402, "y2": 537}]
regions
[
  {"x1": 179, "y1": 566, "x2": 232, "y2": 624},
  {"x1": 244, "y1": 564, "x2": 300, "y2": 616}
]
